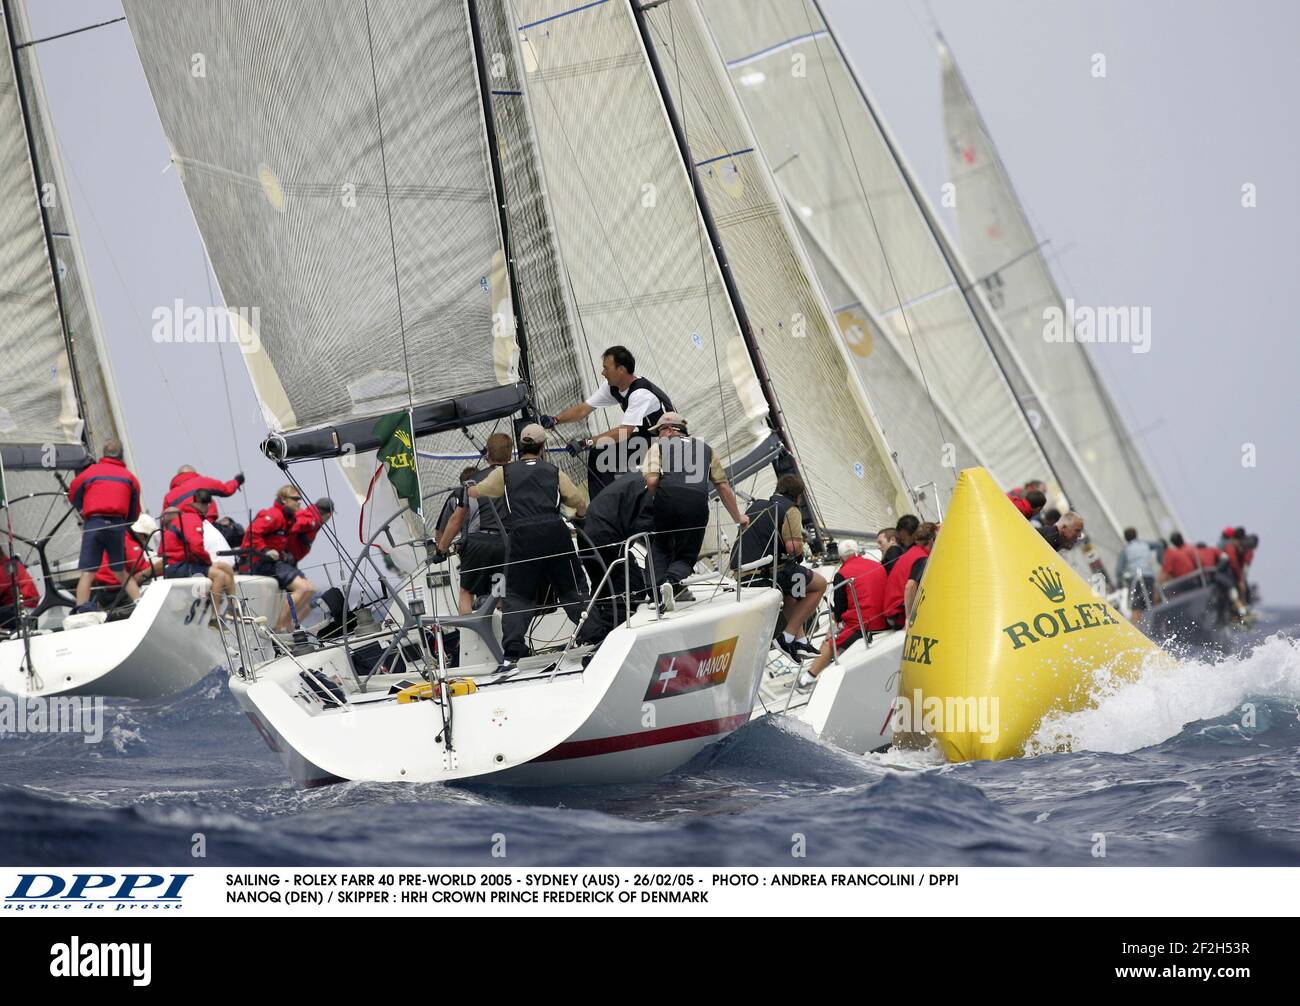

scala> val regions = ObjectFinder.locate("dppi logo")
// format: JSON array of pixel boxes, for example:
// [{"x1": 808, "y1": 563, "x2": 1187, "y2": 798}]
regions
[
  {"x1": 5, "y1": 873, "x2": 192, "y2": 911},
  {"x1": 1003, "y1": 566, "x2": 1120, "y2": 649}
]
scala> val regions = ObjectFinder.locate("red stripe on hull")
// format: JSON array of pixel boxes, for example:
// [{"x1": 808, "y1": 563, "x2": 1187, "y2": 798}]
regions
[{"x1": 532, "y1": 713, "x2": 751, "y2": 763}]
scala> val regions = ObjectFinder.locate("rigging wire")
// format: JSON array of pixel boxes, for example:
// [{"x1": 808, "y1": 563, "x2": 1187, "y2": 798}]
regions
[
  {"x1": 199, "y1": 248, "x2": 251, "y2": 523},
  {"x1": 361, "y1": 0, "x2": 416, "y2": 413}
]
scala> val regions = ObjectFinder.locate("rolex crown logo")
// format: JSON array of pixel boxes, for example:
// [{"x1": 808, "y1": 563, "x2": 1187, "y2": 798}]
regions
[{"x1": 1028, "y1": 565, "x2": 1065, "y2": 603}]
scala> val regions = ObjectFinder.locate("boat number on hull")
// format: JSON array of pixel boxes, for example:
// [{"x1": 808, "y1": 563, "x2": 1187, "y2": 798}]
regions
[{"x1": 644, "y1": 637, "x2": 738, "y2": 700}]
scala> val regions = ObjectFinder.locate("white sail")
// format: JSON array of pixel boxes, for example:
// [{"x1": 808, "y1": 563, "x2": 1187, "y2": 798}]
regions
[
  {"x1": 637, "y1": 0, "x2": 910, "y2": 533},
  {"x1": 2, "y1": 2, "x2": 136, "y2": 580},
  {"x1": 696, "y1": 0, "x2": 1127, "y2": 566},
  {"x1": 123, "y1": 0, "x2": 521, "y2": 442},
  {"x1": 0, "y1": 4, "x2": 79, "y2": 450},
  {"x1": 793, "y1": 213, "x2": 981, "y2": 516},
  {"x1": 940, "y1": 41, "x2": 1179, "y2": 538},
  {"x1": 509, "y1": 0, "x2": 770, "y2": 477}
]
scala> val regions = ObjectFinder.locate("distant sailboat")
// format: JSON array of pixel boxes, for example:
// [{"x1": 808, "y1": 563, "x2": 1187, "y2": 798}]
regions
[
  {"x1": 698, "y1": 0, "x2": 1128, "y2": 579},
  {"x1": 0, "y1": 0, "x2": 278, "y2": 698},
  {"x1": 938, "y1": 36, "x2": 1180, "y2": 542}
]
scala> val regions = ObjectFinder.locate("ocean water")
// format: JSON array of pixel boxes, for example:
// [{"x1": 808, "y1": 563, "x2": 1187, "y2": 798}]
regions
[{"x1": 1, "y1": 611, "x2": 1297, "y2": 867}]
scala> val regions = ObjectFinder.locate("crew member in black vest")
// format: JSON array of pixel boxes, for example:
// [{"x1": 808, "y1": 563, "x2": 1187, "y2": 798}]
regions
[
  {"x1": 538, "y1": 345, "x2": 672, "y2": 499},
  {"x1": 642, "y1": 411, "x2": 748, "y2": 605},
  {"x1": 730, "y1": 474, "x2": 826, "y2": 661},
  {"x1": 436, "y1": 433, "x2": 514, "y2": 615},
  {"x1": 470, "y1": 423, "x2": 588, "y2": 670},
  {"x1": 573, "y1": 471, "x2": 655, "y2": 645}
]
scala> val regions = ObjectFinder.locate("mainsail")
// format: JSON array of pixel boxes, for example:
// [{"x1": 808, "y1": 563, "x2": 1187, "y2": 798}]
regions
[
  {"x1": 124, "y1": 0, "x2": 525, "y2": 458},
  {"x1": 696, "y1": 0, "x2": 1127, "y2": 567},
  {"x1": 1, "y1": 0, "x2": 130, "y2": 578},
  {"x1": 939, "y1": 40, "x2": 1178, "y2": 539}
]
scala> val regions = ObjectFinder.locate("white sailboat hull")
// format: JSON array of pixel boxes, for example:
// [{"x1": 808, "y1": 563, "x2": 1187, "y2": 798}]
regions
[
  {"x1": 0, "y1": 575, "x2": 279, "y2": 700},
  {"x1": 230, "y1": 587, "x2": 782, "y2": 788}
]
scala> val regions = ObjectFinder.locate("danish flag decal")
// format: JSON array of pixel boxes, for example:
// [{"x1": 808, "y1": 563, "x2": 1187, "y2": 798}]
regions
[{"x1": 644, "y1": 637, "x2": 738, "y2": 700}]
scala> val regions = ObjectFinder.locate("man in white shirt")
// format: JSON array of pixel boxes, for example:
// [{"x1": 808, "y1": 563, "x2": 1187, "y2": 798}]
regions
[{"x1": 540, "y1": 345, "x2": 674, "y2": 498}]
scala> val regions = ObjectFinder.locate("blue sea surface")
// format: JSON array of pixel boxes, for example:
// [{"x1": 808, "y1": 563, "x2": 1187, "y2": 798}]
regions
[{"x1": 2, "y1": 610, "x2": 1297, "y2": 867}]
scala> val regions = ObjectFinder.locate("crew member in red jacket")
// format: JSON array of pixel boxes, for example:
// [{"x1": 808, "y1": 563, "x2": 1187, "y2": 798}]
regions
[
  {"x1": 884, "y1": 521, "x2": 935, "y2": 629},
  {"x1": 1, "y1": 548, "x2": 40, "y2": 630},
  {"x1": 242, "y1": 485, "x2": 315, "y2": 630},
  {"x1": 283, "y1": 497, "x2": 333, "y2": 564},
  {"x1": 797, "y1": 539, "x2": 888, "y2": 690},
  {"x1": 159, "y1": 506, "x2": 234, "y2": 611},
  {"x1": 66, "y1": 438, "x2": 142, "y2": 613},
  {"x1": 162, "y1": 465, "x2": 244, "y2": 521}
]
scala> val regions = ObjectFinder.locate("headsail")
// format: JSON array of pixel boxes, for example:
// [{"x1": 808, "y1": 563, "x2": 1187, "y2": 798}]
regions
[
  {"x1": 940, "y1": 40, "x2": 1179, "y2": 539},
  {"x1": 636, "y1": 0, "x2": 910, "y2": 533},
  {"x1": 697, "y1": 0, "x2": 1127, "y2": 566},
  {"x1": 0, "y1": 2, "x2": 82, "y2": 456},
  {"x1": 1, "y1": 1, "x2": 132, "y2": 580},
  {"x1": 508, "y1": 0, "x2": 770, "y2": 476}
]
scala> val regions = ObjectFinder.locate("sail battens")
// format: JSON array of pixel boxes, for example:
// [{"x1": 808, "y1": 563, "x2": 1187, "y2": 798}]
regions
[{"x1": 124, "y1": 0, "x2": 518, "y2": 436}]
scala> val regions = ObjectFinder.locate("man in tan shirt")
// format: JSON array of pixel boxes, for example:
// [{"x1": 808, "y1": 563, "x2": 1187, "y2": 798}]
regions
[
  {"x1": 642, "y1": 412, "x2": 747, "y2": 605},
  {"x1": 470, "y1": 424, "x2": 587, "y2": 668}
]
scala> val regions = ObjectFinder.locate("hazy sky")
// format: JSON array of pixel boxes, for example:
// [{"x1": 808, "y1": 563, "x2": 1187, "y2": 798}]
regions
[{"x1": 22, "y1": 0, "x2": 1298, "y2": 603}]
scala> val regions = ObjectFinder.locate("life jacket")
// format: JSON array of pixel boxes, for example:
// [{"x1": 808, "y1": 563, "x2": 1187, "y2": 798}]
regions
[
  {"x1": 67, "y1": 456, "x2": 141, "y2": 520},
  {"x1": 884, "y1": 544, "x2": 929, "y2": 618},
  {"x1": 610, "y1": 376, "x2": 673, "y2": 441},
  {"x1": 161, "y1": 509, "x2": 211, "y2": 567},
  {"x1": 835, "y1": 555, "x2": 887, "y2": 633},
  {"x1": 94, "y1": 533, "x2": 149, "y2": 588},
  {"x1": 1195, "y1": 545, "x2": 1222, "y2": 570},
  {"x1": 655, "y1": 436, "x2": 713, "y2": 508},
  {"x1": 163, "y1": 471, "x2": 239, "y2": 521},
  {"x1": 1161, "y1": 543, "x2": 1197, "y2": 579},
  {"x1": 731, "y1": 493, "x2": 798, "y2": 571},
  {"x1": 502, "y1": 458, "x2": 562, "y2": 527},
  {"x1": 464, "y1": 464, "x2": 509, "y2": 535},
  {"x1": 243, "y1": 502, "x2": 294, "y2": 557}
]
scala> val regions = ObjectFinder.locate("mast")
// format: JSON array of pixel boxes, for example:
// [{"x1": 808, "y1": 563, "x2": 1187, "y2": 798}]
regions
[
  {"x1": 629, "y1": 0, "x2": 819, "y2": 527},
  {"x1": 465, "y1": 0, "x2": 534, "y2": 412},
  {"x1": 807, "y1": 0, "x2": 1070, "y2": 505},
  {"x1": 1, "y1": 0, "x2": 92, "y2": 453}
]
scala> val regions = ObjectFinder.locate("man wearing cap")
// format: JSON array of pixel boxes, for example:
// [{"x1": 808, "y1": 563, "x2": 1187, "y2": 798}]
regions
[
  {"x1": 641, "y1": 411, "x2": 747, "y2": 604},
  {"x1": 470, "y1": 423, "x2": 588, "y2": 670},
  {"x1": 285, "y1": 496, "x2": 334, "y2": 566},
  {"x1": 537, "y1": 345, "x2": 673, "y2": 498}
]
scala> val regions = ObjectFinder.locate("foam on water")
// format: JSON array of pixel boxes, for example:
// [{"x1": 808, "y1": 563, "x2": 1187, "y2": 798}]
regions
[{"x1": 1030, "y1": 633, "x2": 1300, "y2": 756}]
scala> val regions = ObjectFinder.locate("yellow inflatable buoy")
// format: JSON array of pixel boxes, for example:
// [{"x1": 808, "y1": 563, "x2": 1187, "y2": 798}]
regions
[{"x1": 897, "y1": 467, "x2": 1168, "y2": 761}]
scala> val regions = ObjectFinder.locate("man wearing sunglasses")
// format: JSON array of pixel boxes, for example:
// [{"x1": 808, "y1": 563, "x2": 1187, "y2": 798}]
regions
[{"x1": 242, "y1": 485, "x2": 316, "y2": 630}]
